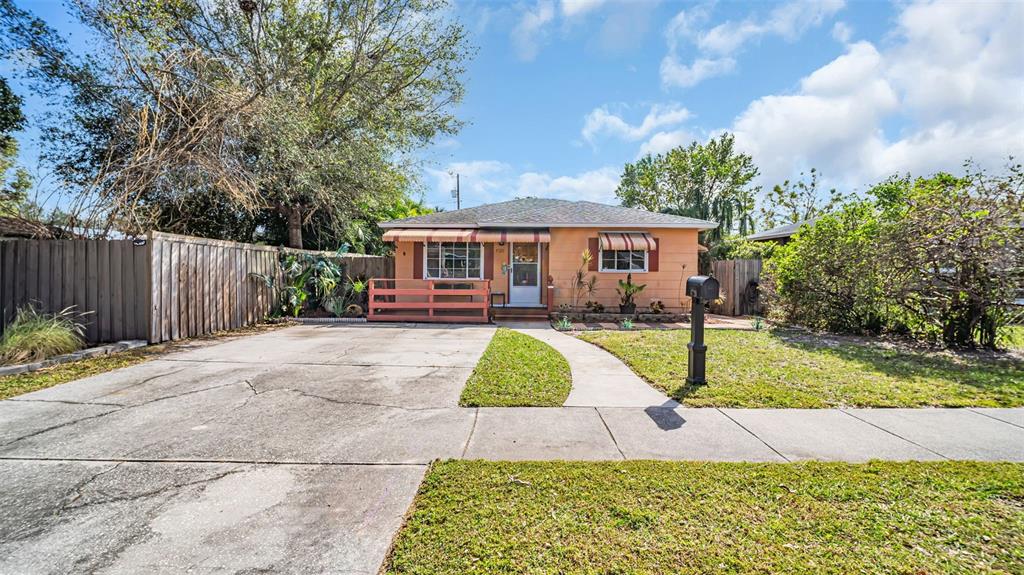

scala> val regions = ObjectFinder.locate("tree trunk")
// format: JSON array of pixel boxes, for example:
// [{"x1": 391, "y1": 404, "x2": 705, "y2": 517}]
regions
[{"x1": 286, "y1": 206, "x2": 303, "y2": 249}]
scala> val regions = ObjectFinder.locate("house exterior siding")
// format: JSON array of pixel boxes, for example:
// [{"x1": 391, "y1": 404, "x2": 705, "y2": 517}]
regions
[
  {"x1": 391, "y1": 227, "x2": 699, "y2": 312},
  {"x1": 548, "y1": 227, "x2": 698, "y2": 312},
  {"x1": 391, "y1": 240, "x2": 548, "y2": 306}
]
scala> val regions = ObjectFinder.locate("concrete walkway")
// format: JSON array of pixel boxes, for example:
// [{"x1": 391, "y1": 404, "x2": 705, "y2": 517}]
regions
[
  {"x1": 2, "y1": 324, "x2": 1023, "y2": 574},
  {"x1": 503, "y1": 323, "x2": 675, "y2": 408}
]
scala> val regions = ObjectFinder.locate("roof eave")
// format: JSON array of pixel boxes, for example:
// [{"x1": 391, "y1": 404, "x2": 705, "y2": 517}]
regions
[
  {"x1": 379, "y1": 221, "x2": 719, "y2": 230},
  {"x1": 747, "y1": 232, "x2": 790, "y2": 241}
]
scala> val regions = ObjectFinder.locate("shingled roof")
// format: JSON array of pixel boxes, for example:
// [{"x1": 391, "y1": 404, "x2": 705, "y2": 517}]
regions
[
  {"x1": 379, "y1": 198, "x2": 717, "y2": 229},
  {"x1": 746, "y1": 219, "x2": 816, "y2": 241}
]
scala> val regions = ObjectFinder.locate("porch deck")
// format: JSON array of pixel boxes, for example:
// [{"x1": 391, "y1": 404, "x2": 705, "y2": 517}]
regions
[{"x1": 367, "y1": 279, "x2": 491, "y2": 324}]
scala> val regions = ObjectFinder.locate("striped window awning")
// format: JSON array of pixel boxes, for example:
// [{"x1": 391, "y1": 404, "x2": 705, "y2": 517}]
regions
[
  {"x1": 382, "y1": 229, "x2": 551, "y2": 243},
  {"x1": 599, "y1": 232, "x2": 657, "y2": 251}
]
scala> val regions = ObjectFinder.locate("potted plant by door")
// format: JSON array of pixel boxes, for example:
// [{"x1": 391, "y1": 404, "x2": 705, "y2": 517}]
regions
[{"x1": 616, "y1": 273, "x2": 646, "y2": 315}]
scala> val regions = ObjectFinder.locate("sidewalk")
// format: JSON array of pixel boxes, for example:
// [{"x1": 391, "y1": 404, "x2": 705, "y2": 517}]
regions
[
  {"x1": 461, "y1": 406, "x2": 1024, "y2": 462},
  {"x1": 487, "y1": 323, "x2": 1024, "y2": 462}
]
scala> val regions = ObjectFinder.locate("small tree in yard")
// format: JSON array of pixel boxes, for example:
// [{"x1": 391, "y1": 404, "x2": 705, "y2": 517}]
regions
[
  {"x1": 876, "y1": 163, "x2": 1024, "y2": 348},
  {"x1": 762, "y1": 201, "x2": 888, "y2": 334}
]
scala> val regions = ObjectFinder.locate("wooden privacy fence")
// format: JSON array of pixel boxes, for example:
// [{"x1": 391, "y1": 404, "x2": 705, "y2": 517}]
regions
[
  {"x1": 1, "y1": 231, "x2": 394, "y2": 344},
  {"x1": 0, "y1": 238, "x2": 149, "y2": 343},
  {"x1": 710, "y1": 258, "x2": 763, "y2": 316}
]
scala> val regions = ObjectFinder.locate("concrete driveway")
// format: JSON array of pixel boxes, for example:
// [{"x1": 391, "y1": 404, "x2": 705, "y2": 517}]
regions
[
  {"x1": 0, "y1": 323, "x2": 495, "y2": 575},
  {"x1": 3, "y1": 323, "x2": 1023, "y2": 574}
]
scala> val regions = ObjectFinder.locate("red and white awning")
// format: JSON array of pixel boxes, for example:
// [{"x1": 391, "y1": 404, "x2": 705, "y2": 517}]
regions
[
  {"x1": 599, "y1": 231, "x2": 657, "y2": 251},
  {"x1": 382, "y1": 229, "x2": 550, "y2": 243}
]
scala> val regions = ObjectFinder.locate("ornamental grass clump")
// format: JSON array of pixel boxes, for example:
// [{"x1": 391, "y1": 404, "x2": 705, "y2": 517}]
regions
[{"x1": 0, "y1": 306, "x2": 85, "y2": 365}]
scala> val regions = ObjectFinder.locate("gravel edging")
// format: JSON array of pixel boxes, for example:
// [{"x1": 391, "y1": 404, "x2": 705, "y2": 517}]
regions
[
  {"x1": 0, "y1": 340, "x2": 149, "y2": 377},
  {"x1": 291, "y1": 317, "x2": 367, "y2": 324}
]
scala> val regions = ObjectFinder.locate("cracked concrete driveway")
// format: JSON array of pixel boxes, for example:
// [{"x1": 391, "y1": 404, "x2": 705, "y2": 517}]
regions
[{"x1": 0, "y1": 323, "x2": 495, "y2": 574}]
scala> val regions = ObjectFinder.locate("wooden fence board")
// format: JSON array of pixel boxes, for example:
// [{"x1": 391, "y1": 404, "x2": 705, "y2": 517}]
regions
[
  {"x1": 710, "y1": 258, "x2": 763, "y2": 316},
  {"x1": 1, "y1": 242, "x2": 14, "y2": 332},
  {"x1": 62, "y1": 240, "x2": 74, "y2": 313},
  {"x1": 110, "y1": 241, "x2": 123, "y2": 340},
  {"x1": 74, "y1": 241, "x2": 87, "y2": 332},
  {"x1": 1, "y1": 232, "x2": 392, "y2": 344}
]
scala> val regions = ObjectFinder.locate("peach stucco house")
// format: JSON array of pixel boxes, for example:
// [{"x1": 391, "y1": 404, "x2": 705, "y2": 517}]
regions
[{"x1": 374, "y1": 198, "x2": 715, "y2": 322}]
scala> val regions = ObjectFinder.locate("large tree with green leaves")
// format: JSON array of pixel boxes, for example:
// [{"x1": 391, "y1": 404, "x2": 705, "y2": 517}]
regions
[
  {"x1": 1, "y1": 0, "x2": 469, "y2": 249},
  {"x1": 615, "y1": 133, "x2": 759, "y2": 242},
  {"x1": 0, "y1": 75, "x2": 32, "y2": 216}
]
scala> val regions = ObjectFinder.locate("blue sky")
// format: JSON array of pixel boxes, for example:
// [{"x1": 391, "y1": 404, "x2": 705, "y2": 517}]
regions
[{"x1": 7, "y1": 1, "x2": 1024, "y2": 213}]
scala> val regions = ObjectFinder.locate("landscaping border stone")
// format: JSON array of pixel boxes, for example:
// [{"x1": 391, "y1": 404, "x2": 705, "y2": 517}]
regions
[
  {"x1": 549, "y1": 311, "x2": 690, "y2": 323},
  {"x1": 292, "y1": 317, "x2": 367, "y2": 324},
  {"x1": 0, "y1": 340, "x2": 149, "y2": 377}
]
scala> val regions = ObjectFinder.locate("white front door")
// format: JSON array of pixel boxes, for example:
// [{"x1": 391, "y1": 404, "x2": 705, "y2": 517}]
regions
[{"x1": 509, "y1": 242, "x2": 541, "y2": 305}]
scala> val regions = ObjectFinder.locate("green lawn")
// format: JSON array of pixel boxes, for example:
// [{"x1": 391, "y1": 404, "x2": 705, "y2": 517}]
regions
[
  {"x1": 385, "y1": 460, "x2": 1024, "y2": 575},
  {"x1": 577, "y1": 329, "x2": 1023, "y2": 408},
  {"x1": 459, "y1": 328, "x2": 571, "y2": 407},
  {"x1": 1002, "y1": 326, "x2": 1024, "y2": 351}
]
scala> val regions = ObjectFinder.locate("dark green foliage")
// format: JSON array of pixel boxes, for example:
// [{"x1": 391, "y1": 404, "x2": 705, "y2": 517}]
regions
[
  {"x1": 762, "y1": 162, "x2": 1024, "y2": 349},
  {"x1": 615, "y1": 133, "x2": 759, "y2": 244},
  {"x1": 252, "y1": 251, "x2": 349, "y2": 317},
  {"x1": 0, "y1": 76, "x2": 25, "y2": 138},
  {"x1": 762, "y1": 202, "x2": 885, "y2": 334},
  {"x1": 708, "y1": 235, "x2": 777, "y2": 260}
]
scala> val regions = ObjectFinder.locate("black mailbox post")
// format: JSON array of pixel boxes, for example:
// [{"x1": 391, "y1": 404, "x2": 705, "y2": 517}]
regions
[{"x1": 685, "y1": 275, "x2": 720, "y2": 386}]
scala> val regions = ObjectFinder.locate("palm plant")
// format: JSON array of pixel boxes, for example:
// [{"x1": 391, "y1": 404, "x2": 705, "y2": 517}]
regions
[
  {"x1": 571, "y1": 249, "x2": 598, "y2": 309},
  {"x1": 616, "y1": 273, "x2": 646, "y2": 314},
  {"x1": 251, "y1": 250, "x2": 348, "y2": 317}
]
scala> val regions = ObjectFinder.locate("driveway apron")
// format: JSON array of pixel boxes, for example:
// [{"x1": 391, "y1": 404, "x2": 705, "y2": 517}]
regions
[{"x1": 0, "y1": 323, "x2": 494, "y2": 575}]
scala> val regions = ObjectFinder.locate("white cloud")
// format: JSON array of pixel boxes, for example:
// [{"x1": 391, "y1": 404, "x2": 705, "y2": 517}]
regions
[
  {"x1": 660, "y1": 56, "x2": 736, "y2": 88},
  {"x1": 638, "y1": 129, "x2": 695, "y2": 157},
  {"x1": 582, "y1": 103, "x2": 692, "y2": 144},
  {"x1": 426, "y1": 161, "x2": 512, "y2": 206},
  {"x1": 831, "y1": 21, "x2": 852, "y2": 43},
  {"x1": 511, "y1": 0, "x2": 556, "y2": 61},
  {"x1": 516, "y1": 166, "x2": 620, "y2": 203},
  {"x1": 729, "y1": 1, "x2": 1024, "y2": 190},
  {"x1": 662, "y1": 0, "x2": 844, "y2": 88},
  {"x1": 427, "y1": 161, "x2": 620, "y2": 206},
  {"x1": 561, "y1": 0, "x2": 605, "y2": 18}
]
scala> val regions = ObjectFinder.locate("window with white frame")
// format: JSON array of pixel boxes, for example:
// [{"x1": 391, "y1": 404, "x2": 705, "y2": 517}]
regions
[
  {"x1": 599, "y1": 248, "x2": 647, "y2": 272},
  {"x1": 424, "y1": 242, "x2": 483, "y2": 279}
]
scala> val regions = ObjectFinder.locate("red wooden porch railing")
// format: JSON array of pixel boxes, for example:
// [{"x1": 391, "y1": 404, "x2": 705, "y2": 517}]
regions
[{"x1": 367, "y1": 279, "x2": 491, "y2": 323}]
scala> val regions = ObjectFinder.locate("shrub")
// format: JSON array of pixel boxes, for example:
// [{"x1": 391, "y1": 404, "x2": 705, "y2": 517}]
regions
[
  {"x1": 875, "y1": 166, "x2": 1024, "y2": 348},
  {"x1": 0, "y1": 306, "x2": 85, "y2": 365},
  {"x1": 251, "y1": 249, "x2": 348, "y2": 317},
  {"x1": 762, "y1": 201, "x2": 886, "y2": 334},
  {"x1": 762, "y1": 162, "x2": 1024, "y2": 350},
  {"x1": 709, "y1": 235, "x2": 776, "y2": 260}
]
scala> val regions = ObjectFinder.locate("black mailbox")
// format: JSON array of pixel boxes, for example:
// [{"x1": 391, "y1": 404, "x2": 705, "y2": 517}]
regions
[
  {"x1": 686, "y1": 276, "x2": 720, "y2": 301},
  {"x1": 685, "y1": 275, "x2": 719, "y2": 387}
]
